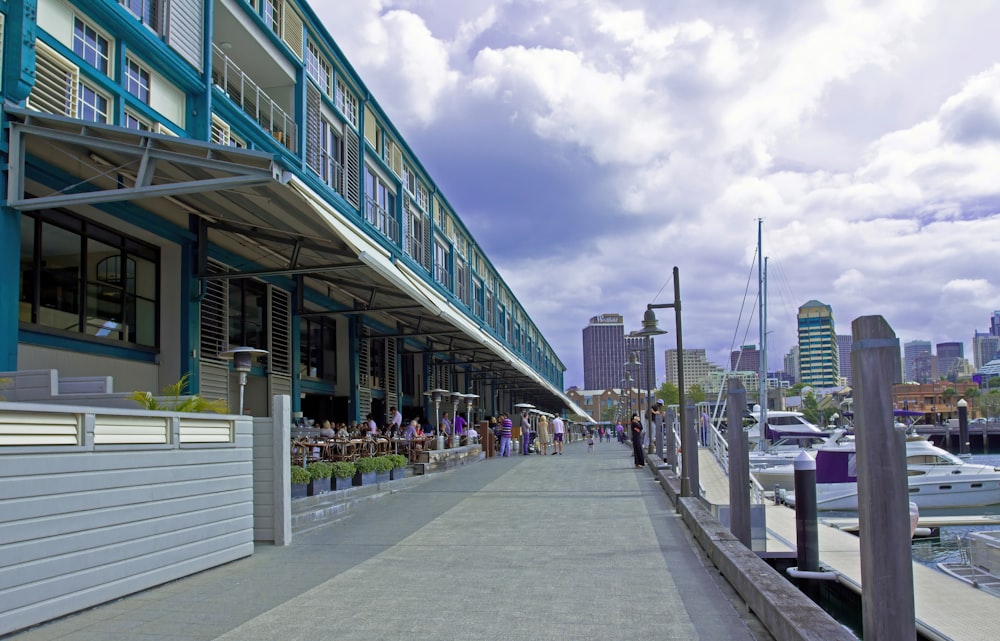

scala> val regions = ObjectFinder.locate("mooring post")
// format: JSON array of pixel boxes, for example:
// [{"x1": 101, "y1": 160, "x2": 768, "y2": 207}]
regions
[
  {"x1": 958, "y1": 399, "x2": 970, "y2": 456},
  {"x1": 685, "y1": 398, "x2": 700, "y2": 498},
  {"x1": 665, "y1": 408, "x2": 677, "y2": 469},
  {"x1": 726, "y1": 378, "x2": 750, "y2": 548},
  {"x1": 852, "y1": 315, "x2": 915, "y2": 641},
  {"x1": 793, "y1": 451, "x2": 819, "y2": 572}
]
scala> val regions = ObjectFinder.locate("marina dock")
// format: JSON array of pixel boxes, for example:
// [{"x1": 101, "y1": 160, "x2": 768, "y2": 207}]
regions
[{"x1": 697, "y1": 449, "x2": 1000, "y2": 641}]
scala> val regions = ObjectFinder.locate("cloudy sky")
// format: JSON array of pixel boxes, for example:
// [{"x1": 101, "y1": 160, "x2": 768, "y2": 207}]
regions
[{"x1": 314, "y1": 0, "x2": 1000, "y2": 388}]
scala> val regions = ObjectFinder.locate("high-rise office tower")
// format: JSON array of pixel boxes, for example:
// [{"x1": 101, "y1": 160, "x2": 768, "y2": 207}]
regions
[
  {"x1": 730, "y1": 345, "x2": 760, "y2": 373},
  {"x1": 973, "y1": 332, "x2": 1000, "y2": 370},
  {"x1": 797, "y1": 300, "x2": 839, "y2": 387},
  {"x1": 904, "y1": 340, "x2": 934, "y2": 383},
  {"x1": 582, "y1": 314, "x2": 625, "y2": 390},
  {"x1": 837, "y1": 334, "x2": 853, "y2": 385},
  {"x1": 936, "y1": 342, "x2": 964, "y2": 381}
]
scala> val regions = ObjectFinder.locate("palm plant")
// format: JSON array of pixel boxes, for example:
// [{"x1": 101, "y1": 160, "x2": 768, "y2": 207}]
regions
[{"x1": 130, "y1": 373, "x2": 229, "y2": 413}]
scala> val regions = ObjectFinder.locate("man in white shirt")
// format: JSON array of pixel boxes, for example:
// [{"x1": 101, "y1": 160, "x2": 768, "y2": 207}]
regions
[
  {"x1": 551, "y1": 415, "x2": 565, "y2": 455},
  {"x1": 389, "y1": 406, "x2": 402, "y2": 437}
]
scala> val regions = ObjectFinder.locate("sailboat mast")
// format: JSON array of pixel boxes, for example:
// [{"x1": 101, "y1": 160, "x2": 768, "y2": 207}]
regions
[{"x1": 758, "y1": 219, "x2": 767, "y2": 430}]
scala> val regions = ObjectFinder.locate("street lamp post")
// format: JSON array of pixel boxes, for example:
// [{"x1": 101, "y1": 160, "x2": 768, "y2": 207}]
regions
[
  {"x1": 634, "y1": 266, "x2": 696, "y2": 497},
  {"x1": 631, "y1": 326, "x2": 666, "y2": 455}
]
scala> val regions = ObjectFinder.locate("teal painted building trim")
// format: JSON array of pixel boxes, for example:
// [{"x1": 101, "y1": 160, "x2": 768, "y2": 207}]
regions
[{"x1": 0, "y1": 207, "x2": 21, "y2": 370}]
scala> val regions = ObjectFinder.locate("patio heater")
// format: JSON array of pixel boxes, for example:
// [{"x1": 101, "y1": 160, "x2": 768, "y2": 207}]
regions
[
  {"x1": 424, "y1": 388, "x2": 448, "y2": 451},
  {"x1": 450, "y1": 391, "x2": 464, "y2": 446},
  {"x1": 219, "y1": 346, "x2": 269, "y2": 416},
  {"x1": 462, "y1": 393, "x2": 480, "y2": 442}
]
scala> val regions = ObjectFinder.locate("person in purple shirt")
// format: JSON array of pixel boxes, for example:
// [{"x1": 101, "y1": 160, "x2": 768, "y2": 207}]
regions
[{"x1": 498, "y1": 413, "x2": 513, "y2": 457}]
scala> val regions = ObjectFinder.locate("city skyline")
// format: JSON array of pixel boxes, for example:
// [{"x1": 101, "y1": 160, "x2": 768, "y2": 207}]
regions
[{"x1": 319, "y1": 2, "x2": 1000, "y2": 389}]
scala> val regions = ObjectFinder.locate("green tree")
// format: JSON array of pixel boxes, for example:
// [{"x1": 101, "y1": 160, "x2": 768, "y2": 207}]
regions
[
  {"x1": 941, "y1": 387, "x2": 957, "y2": 409},
  {"x1": 787, "y1": 382, "x2": 808, "y2": 397},
  {"x1": 963, "y1": 386, "x2": 981, "y2": 416},
  {"x1": 979, "y1": 390, "x2": 1000, "y2": 421},
  {"x1": 656, "y1": 381, "x2": 679, "y2": 406},
  {"x1": 688, "y1": 384, "x2": 706, "y2": 404},
  {"x1": 801, "y1": 391, "x2": 821, "y2": 425}
]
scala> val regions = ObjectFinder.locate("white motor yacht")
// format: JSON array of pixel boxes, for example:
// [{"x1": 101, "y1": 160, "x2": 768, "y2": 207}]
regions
[{"x1": 767, "y1": 434, "x2": 1000, "y2": 511}]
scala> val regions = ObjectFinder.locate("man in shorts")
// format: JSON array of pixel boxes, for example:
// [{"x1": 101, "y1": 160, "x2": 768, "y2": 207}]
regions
[{"x1": 551, "y1": 414, "x2": 565, "y2": 455}]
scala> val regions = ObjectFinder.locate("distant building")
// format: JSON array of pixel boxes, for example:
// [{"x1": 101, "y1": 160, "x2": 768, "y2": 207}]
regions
[
  {"x1": 566, "y1": 387, "x2": 651, "y2": 423},
  {"x1": 837, "y1": 334, "x2": 853, "y2": 385},
  {"x1": 582, "y1": 314, "x2": 625, "y2": 390},
  {"x1": 991, "y1": 310, "x2": 1000, "y2": 337},
  {"x1": 973, "y1": 332, "x2": 1000, "y2": 370},
  {"x1": 797, "y1": 300, "x2": 840, "y2": 387},
  {"x1": 665, "y1": 348, "x2": 724, "y2": 394},
  {"x1": 936, "y1": 342, "x2": 965, "y2": 382},
  {"x1": 904, "y1": 340, "x2": 935, "y2": 383},
  {"x1": 730, "y1": 344, "x2": 760, "y2": 373},
  {"x1": 784, "y1": 346, "x2": 800, "y2": 384}
]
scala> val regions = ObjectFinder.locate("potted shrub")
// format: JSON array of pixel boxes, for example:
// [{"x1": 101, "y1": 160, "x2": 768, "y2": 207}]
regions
[
  {"x1": 388, "y1": 454, "x2": 409, "y2": 480},
  {"x1": 291, "y1": 465, "x2": 311, "y2": 499},
  {"x1": 353, "y1": 456, "x2": 378, "y2": 486},
  {"x1": 374, "y1": 455, "x2": 393, "y2": 484},
  {"x1": 307, "y1": 461, "x2": 333, "y2": 494},
  {"x1": 330, "y1": 461, "x2": 356, "y2": 491}
]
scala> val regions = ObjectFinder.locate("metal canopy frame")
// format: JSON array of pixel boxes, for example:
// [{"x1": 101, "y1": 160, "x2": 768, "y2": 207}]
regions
[{"x1": 3, "y1": 108, "x2": 586, "y2": 419}]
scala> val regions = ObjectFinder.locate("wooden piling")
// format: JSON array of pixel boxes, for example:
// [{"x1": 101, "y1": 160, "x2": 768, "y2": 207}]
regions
[{"x1": 851, "y1": 315, "x2": 915, "y2": 641}]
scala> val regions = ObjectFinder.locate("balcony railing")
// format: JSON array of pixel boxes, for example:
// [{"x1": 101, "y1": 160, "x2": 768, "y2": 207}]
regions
[{"x1": 212, "y1": 44, "x2": 297, "y2": 152}]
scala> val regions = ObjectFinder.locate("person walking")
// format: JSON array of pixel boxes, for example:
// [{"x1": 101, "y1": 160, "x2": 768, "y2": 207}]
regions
[
  {"x1": 630, "y1": 413, "x2": 645, "y2": 468},
  {"x1": 537, "y1": 415, "x2": 550, "y2": 455},
  {"x1": 551, "y1": 414, "x2": 565, "y2": 455},
  {"x1": 498, "y1": 413, "x2": 513, "y2": 457},
  {"x1": 520, "y1": 411, "x2": 532, "y2": 455}
]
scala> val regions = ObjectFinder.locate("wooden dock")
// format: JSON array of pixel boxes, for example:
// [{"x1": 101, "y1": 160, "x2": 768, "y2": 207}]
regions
[{"x1": 697, "y1": 448, "x2": 1000, "y2": 641}]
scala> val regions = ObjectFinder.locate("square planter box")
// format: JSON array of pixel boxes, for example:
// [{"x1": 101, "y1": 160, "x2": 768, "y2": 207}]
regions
[
  {"x1": 332, "y1": 476, "x2": 353, "y2": 492},
  {"x1": 390, "y1": 466, "x2": 409, "y2": 480},
  {"x1": 375, "y1": 471, "x2": 390, "y2": 484},
  {"x1": 352, "y1": 471, "x2": 376, "y2": 487},
  {"x1": 291, "y1": 483, "x2": 309, "y2": 500}
]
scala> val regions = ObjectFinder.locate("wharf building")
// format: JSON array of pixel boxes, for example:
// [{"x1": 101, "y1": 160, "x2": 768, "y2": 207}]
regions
[{"x1": 0, "y1": 0, "x2": 588, "y2": 424}]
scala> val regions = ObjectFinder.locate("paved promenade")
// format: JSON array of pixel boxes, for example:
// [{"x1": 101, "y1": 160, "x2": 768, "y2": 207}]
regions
[{"x1": 6, "y1": 440, "x2": 771, "y2": 641}]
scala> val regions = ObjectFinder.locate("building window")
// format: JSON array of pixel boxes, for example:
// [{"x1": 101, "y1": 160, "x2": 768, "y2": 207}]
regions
[
  {"x1": 264, "y1": 0, "x2": 282, "y2": 36},
  {"x1": 433, "y1": 240, "x2": 449, "y2": 287},
  {"x1": 120, "y1": 0, "x2": 160, "y2": 31},
  {"x1": 73, "y1": 17, "x2": 111, "y2": 76},
  {"x1": 306, "y1": 41, "x2": 331, "y2": 95},
  {"x1": 78, "y1": 82, "x2": 110, "y2": 123},
  {"x1": 124, "y1": 57, "x2": 150, "y2": 103},
  {"x1": 228, "y1": 280, "x2": 267, "y2": 350},
  {"x1": 320, "y1": 118, "x2": 343, "y2": 190},
  {"x1": 19, "y1": 210, "x2": 159, "y2": 348},
  {"x1": 364, "y1": 168, "x2": 398, "y2": 242},
  {"x1": 335, "y1": 78, "x2": 358, "y2": 128},
  {"x1": 124, "y1": 110, "x2": 151, "y2": 131},
  {"x1": 300, "y1": 317, "x2": 336, "y2": 381}
]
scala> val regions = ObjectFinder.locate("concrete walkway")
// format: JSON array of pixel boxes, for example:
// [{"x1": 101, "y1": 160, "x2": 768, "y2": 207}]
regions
[{"x1": 5, "y1": 440, "x2": 771, "y2": 641}]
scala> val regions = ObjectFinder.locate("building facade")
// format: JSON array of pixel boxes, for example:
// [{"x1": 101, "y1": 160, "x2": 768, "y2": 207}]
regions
[
  {"x1": 936, "y1": 341, "x2": 964, "y2": 382},
  {"x1": 582, "y1": 313, "x2": 625, "y2": 390},
  {"x1": 1, "y1": 0, "x2": 584, "y2": 424},
  {"x1": 664, "y1": 347, "x2": 724, "y2": 394},
  {"x1": 730, "y1": 344, "x2": 760, "y2": 373},
  {"x1": 836, "y1": 334, "x2": 853, "y2": 385},
  {"x1": 973, "y1": 332, "x2": 1000, "y2": 370},
  {"x1": 797, "y1": 300, "x2": 839, "y2": 387},
  {"x1": 903, "y1": 340, "x2": 934, "y2": 383}
]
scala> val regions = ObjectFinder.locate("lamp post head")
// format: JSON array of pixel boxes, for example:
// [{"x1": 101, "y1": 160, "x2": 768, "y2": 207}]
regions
[{"x1": 634, "y1": 307, "x2": 668, "y2": 336}]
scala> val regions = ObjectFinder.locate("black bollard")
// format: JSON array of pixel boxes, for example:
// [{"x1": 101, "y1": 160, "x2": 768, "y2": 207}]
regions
[{"x1": 793, "y1": 451, "x2": 819, "y2": 573}]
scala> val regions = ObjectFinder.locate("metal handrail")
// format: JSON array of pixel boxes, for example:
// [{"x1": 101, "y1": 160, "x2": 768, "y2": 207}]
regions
[{"x1": 212, "y1": 44, "x2": 297, "y2": 151}]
